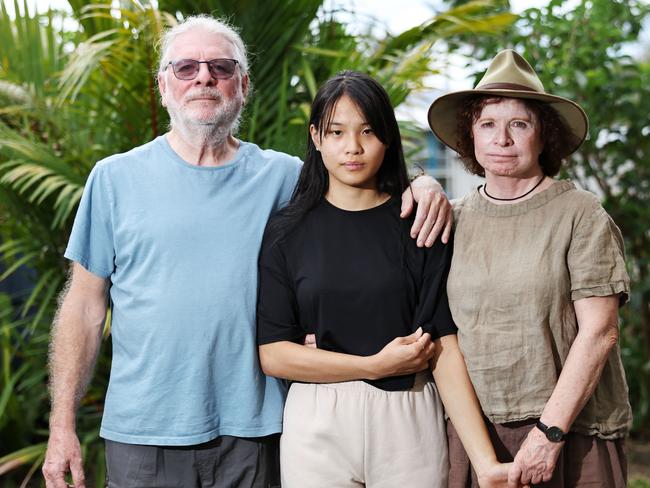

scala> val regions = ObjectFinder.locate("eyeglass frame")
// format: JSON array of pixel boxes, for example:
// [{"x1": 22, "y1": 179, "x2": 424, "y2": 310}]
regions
[{"x1": 164, "y1": 58, "x2": 240, "y2": 81}]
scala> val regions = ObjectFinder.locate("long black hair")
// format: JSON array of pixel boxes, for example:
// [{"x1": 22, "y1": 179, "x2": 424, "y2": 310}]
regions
[{"x1": 271, "y1": 70, "x2": 409, "y2": 240}]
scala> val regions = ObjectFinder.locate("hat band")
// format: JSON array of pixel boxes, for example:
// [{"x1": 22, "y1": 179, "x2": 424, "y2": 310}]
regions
[{"x1": 479, "y1": 82, "x2": 541, "y2": 92}]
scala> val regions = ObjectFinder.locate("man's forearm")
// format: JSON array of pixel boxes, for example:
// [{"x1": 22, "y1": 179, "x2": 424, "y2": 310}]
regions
[
  {"x1": 49, "y1": 309, "x2": 104, "y2": 427},
  {"x1": 48, "y1": 276, "x2": 108, "y2": 428}
]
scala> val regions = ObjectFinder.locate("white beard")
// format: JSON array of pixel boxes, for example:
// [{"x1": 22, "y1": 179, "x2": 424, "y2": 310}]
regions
[{"x1": 166, "y1": 88, "x2": 243, "y2": 146}]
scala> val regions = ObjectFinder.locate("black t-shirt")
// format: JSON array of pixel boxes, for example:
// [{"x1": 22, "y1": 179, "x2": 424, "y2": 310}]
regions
[{"x1": 257, "y1": 197, "x2": 457, "y2": 391}]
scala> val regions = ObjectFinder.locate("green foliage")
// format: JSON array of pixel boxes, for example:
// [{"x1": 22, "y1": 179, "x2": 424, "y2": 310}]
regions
[
  {"x1": 630, "y1": 479, "x2": 650, "y2": 488},
  {"x1": 0, "y1": 291, "x2": 49, "y2": 483},
  {"x1": 462, "y1": 0, "x2": 650, "y2": 434},
  {"x1": 0, "y1": 0, "x2": 515, "y2": 484}
]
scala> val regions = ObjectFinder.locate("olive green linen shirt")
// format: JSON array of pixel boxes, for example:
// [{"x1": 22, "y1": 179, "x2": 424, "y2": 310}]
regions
[{"x1": 448, "y1": 180, "x2": 632, "y2": 439}]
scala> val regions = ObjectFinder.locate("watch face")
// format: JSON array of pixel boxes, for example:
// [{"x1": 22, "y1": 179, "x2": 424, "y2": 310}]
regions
[{"x1": 546, "y1": 426, "x2": 564, "y2": 442}]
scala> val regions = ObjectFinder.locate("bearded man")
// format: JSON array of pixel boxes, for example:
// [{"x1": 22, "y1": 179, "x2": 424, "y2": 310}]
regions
[{"x1": 42, "y1": 15, "x2": 451, "y2": 488}]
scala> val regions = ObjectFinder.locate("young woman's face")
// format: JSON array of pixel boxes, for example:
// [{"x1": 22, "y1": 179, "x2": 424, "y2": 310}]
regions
[{"x1": 310, "y1": 95, "x2": 387, "y2": 192}]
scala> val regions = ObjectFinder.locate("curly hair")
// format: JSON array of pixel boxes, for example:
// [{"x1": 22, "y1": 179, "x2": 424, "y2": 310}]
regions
[{"x1": 455, "y1": 96, "x2": 573, "y2": 177}]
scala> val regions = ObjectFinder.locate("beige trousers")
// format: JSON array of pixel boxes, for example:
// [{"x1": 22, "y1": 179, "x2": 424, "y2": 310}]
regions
[{"x1": 280, "y1": 372, "x2": 448, "y2": 488}]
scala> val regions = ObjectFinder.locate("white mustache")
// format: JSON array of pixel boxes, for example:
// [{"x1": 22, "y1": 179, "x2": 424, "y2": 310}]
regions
[{"x1": 185, "y1": 89, "x2": 223, "y2": 102}]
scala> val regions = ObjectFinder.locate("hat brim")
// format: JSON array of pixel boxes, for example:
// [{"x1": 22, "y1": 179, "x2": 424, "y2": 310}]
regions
[{"x1": 427, "y1": 89, "x2": 588, "y2": 157}]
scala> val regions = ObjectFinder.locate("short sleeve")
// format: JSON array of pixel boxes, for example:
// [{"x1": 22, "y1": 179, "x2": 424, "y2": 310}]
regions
[
  {"x1": 568, "y1": 203, "x2": 630, "y2": 305},
  {"x1": 414, "y1": 233, "x2": 458, "y2": 339},
  {"x1": 64, "y1": 162, "x2": 115, "y2": 278},
  {"x1": 257, "y1": 228, "x2": 304, "y2": 345}
]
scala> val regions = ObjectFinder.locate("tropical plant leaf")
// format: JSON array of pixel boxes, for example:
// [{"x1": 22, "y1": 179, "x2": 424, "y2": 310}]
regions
[
  {"x1": 0, "y1": 80, "x2": 31, "y2": 104},
  {"x1": 0, "y1": 443, "x2": 47, "y2": 476}
]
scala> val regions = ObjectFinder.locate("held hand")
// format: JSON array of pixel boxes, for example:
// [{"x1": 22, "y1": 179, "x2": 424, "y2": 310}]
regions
[
  {"x1": 478, "y1": 462, "x2": 529, "y2": 488},
  {"x1": 371, "y1": 327, "x2": 434, "y2": 378},
  {"x1": 42, "y1": 427, "x2": 86, "y2": 488},
  {"x1": 477, "y1": 462, "x2": 510, "y2": 488},
  {"x1": 508, "y1": 427, "x2": 562, "y2": 486},
  {"x1": 400, "y1": 175, "x2": 452, "y2": 246}
]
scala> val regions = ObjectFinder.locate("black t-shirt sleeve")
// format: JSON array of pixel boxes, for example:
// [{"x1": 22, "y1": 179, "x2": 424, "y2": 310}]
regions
[
  {"x1": 257, "y1": 225, "x2": 305, "y2": 346},
  {"x1": 414, "y1": 232, "x2": 457, "y2": 339}
]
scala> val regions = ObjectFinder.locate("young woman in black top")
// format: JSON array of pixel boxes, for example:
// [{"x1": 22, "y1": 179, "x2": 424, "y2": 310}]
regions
[{"x1": 257, "y1": 72, "x2": 511, "y2": 487}]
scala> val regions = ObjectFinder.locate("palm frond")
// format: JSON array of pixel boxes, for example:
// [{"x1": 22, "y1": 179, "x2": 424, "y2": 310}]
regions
[
  {"x1": 56, "y1": 29, "x2": 120, "y2": 103},
  {"x1": 0, "y1": 123, "x2": 86, "y2": 231},
  {"x1": 0, "y1": 80, "x2": 32, "y2": 104},
  {"x1": 381, "y1": 0, "x2": 516, "y2": 56},
  {"x1": 0, "y1": 443, "x2": 47, "y2": 477},
  {"x1": 0, "y1": 0, "x2": 66, "y2": 94}
]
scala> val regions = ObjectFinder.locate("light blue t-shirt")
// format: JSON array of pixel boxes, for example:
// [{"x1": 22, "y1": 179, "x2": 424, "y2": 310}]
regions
[{"x1": 65, "y1": 135, "x2": 301, "y2": 445}]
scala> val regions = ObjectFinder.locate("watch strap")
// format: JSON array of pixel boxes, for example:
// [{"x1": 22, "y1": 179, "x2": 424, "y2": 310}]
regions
[{"x1": 536, "y1": 420, "x2": 566, "y2": 442}]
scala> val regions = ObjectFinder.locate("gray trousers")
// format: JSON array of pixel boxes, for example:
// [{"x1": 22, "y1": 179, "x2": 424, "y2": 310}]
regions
[{"x1": 105, "y1": 435, "x2": 280, "y2": 488}]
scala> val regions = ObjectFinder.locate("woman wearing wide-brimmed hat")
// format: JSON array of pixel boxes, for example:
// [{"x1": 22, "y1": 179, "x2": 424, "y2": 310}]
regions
[{"x1": 428, "y1": 50, "x2": 632, "y2": 487}]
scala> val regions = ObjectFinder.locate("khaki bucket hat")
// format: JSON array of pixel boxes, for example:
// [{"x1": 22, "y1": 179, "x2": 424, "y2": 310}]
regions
[{"x1": 427, "y1": 49, "x2": 588, "y2": 156}]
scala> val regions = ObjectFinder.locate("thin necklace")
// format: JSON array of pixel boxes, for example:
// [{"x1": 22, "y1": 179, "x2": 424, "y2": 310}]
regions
[{"x1": 480, "y1": 176, "x2": 545, "y2": 202}]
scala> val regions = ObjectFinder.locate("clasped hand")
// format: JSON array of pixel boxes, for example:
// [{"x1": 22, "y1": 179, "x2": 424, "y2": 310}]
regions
[
  {"x1": 371, "y1": 327, "x2": 434, "y2": 378},
  {"x1": 304, "y1": 327, "x2": 434, "y2": 379}
]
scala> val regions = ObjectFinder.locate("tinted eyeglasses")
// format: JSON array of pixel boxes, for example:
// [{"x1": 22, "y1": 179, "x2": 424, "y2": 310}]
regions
[{"x1": 165, "y1": 58, "x2": 239, "y2": 80}]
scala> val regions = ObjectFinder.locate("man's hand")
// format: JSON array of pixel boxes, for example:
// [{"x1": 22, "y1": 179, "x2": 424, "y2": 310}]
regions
[
  {"x1": 42, "y1": 427, "x2": 86, "y2": 488},
  {"x1": 401, "y1": 175, "x2": 452, "y2": 246},
  {"x1": 508, "y1": 427, "x2": 562, "y2": 487},
  {"x1": 370, "y1": 327, "x2": 434, "y2": 378}
]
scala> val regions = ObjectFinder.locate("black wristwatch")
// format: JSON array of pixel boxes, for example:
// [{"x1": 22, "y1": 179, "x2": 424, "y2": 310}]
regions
[{"x1": 536, "y1": 420, "x2": 566, "y2": 442}]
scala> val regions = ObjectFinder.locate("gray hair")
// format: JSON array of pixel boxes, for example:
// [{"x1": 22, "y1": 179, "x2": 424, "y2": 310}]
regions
[{"x1": 157, "y1": 15, "x2": 249, "y2": 75}]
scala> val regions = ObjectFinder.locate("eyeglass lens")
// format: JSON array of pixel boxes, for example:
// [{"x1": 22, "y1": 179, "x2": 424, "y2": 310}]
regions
[{"x1": 172, "y1": 59, "x2": 238, "y2": 80}]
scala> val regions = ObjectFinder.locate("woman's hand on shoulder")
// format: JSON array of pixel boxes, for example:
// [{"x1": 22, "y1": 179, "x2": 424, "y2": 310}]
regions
[
  {"x1": 400, "y1": 175, "x2": 453, "y2": 246},
  {"x1": 368, "y1": 327, "x2": 434, "y2": 379}
]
